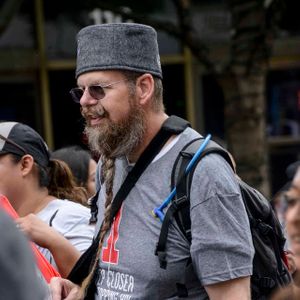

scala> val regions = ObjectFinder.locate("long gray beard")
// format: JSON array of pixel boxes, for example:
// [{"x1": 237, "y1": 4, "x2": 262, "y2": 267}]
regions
[{"x1": 84, "y1": 107, "x2": 146, "y2": 158}]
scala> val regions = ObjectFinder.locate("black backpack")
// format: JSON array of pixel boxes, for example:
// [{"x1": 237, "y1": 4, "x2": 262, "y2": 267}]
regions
[{"x1": 155, "y1": 137, "x2": 292, "y2": 300}]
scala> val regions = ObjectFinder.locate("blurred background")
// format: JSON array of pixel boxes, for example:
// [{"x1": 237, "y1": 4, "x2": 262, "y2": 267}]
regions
[{"x1": 0, "y1": 0, "x2": 299, "y2": 197}]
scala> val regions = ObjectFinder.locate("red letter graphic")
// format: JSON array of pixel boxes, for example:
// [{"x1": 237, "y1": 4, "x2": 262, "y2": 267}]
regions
[{"x1": 102, "y1": 205, "x2": 123, "y2": 264}]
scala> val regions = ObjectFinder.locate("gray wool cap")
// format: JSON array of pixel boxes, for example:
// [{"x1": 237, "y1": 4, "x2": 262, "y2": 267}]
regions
[{"x1": 75, "y1": 23, "x2": 162, "y2": 79}]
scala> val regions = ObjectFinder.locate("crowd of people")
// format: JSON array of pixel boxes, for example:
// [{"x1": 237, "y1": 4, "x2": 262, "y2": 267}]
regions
[{"x1": 0, "y1": 22, "x2": 299, "y2": 300}]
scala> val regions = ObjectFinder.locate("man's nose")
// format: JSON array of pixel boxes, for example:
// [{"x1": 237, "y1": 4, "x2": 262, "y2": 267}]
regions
[{"x1": 80, "y1": 88, "x2": 98, "y2": 106}]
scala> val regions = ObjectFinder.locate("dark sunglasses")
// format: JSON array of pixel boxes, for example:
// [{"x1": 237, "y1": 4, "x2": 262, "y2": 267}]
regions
[
  {"x1": 0, "y1": 134, "x2": 27, "y2": 155},
  {"x1": 70, "y1": 80, "x2": 127, "y2": 103}
]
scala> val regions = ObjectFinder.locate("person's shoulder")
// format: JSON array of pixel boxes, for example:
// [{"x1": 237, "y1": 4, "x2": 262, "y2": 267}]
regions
[
  {"x1": 180, "y1": 127, "x2": 202, "y2": 142},
  {"x1": 41, "y1": 199, "x2": 90, "y2": 224},
  {"x1": 171, "y1": 127, "x2": 202, "y2": 152},
  {"x1": 54, "y1": 199, "x2": 89, "y2": 210},
  {"x1": 186, "y1": 136, "x2": 238, "y2": 192},
  {"x1": 45, "y1": 200, "x2": 92, "y2": 234},
  {"x1": 177, "y1": 128, "x2": 230, "y2": 170},
  {"x1": 193, "y1": 151, "x2": 235, "y2": 184},
  {"x1": 53, "y1": 199, "x2": 90, "y2": 217}
]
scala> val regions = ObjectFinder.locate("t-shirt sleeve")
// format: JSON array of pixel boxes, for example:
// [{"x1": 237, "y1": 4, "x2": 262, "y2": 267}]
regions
[
  {"x1": 189, "y1": 154, "x2": 254, "y2": 286},
  {"x1": 52, "y1": 205, "x2": 95, "y2": 253}
]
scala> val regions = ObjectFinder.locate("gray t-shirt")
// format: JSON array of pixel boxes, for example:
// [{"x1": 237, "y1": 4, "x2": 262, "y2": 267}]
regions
[
  {"x1": 94, "y1": 127, "x2": 254, "y2": 299},
  {"x1": 0, "y1": 209, "x2": 47, "y2": 300}
]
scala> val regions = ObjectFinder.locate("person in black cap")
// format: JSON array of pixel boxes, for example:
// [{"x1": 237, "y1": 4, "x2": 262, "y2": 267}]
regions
[
  {"x1": 0, "y1": 121, "x2": 94, "y2": 278},
  {"x1": 50, "y1": 23, "x2": 253, "y2": 300}
]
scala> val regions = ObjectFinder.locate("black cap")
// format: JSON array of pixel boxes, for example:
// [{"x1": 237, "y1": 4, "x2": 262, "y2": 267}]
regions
[{"x1": 0, "y1": 122, "x2": 50, "y2": 168}]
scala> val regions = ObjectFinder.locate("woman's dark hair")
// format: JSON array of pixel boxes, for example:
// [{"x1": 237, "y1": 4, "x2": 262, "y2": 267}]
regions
[
  {"x1": 11, "y1": 153, "x2": 88, "y2": 205},
  {"x1": 51, "y1": 145, "x2": 92, "y2": 188},
  {"x1": 47, "y1": 159, "x2": 88, "y2": 204}
]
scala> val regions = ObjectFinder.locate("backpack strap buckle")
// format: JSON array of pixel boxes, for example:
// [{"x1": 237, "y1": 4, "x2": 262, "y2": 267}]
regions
[
  {"x1": 89, "y1": 190, "x2": 99, "y2": 224},
  {"x1": 155, "y1": 249, "x2": 167, "y2": 269},
  {"x1": 258, "y1": 277, "x2": 276, "y2": 289},
  {"x1": 173, "y1": 196, "x2": 188, "y2": 209}
]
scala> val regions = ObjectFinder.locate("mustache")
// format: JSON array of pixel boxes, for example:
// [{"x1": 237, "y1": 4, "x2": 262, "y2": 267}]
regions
[{"x1": 81, "y1": 106, "x2": 106, "y2": 119}]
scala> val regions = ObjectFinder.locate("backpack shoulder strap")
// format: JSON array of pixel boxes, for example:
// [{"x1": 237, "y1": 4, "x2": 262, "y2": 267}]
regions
[
  {"x1": 172, "y1": 138, "x2": 234, "y2": 240},
  {"x1": 156, "y1": 138, "x2": 234, "y2": 269},
  {"x1": 172, "y1": 138, "x2": 234, "y2": 187},
  {"x1": 162, "y1": 115, "x2": 190, "y2": 133}
]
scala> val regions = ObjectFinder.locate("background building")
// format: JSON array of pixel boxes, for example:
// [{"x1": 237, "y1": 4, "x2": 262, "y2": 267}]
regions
[{"x1": 0, "y1": 0, "x2": 299, "y2": 195}]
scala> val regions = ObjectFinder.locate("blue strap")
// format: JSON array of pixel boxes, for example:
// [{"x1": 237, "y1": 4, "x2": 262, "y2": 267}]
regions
[{"x1": 152, "y1": 134, "x2": 211, "y2": 222}]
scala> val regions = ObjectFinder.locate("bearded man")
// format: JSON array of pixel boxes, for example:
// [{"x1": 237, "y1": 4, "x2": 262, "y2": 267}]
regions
[{"x1": 50, "y1": 23, "x2": 254, "y2": 300}]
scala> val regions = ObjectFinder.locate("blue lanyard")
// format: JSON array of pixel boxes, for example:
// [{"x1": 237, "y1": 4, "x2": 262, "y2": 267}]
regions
[{"x1": 152, "y1": 134, "x2": 211, "y2": 222}]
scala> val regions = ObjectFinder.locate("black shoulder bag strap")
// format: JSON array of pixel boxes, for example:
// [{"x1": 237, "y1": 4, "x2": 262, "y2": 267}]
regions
[
  {"x1": 108, "y1": 115, "x2": 190, "y2": 223},
  {"x1": 67, "y1": 116, "x2": 190, "y2": 295}
]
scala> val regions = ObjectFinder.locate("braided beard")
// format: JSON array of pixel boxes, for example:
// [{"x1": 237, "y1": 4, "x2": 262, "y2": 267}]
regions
[{"x1": 83, "y1": 100, "x2": 146, "y2": 158}]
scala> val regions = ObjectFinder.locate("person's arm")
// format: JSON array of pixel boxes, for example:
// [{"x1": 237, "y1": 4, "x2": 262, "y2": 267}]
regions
[
  {"x1": 190, "y1": 154, "x2": 254, "y2": 299},
  {"x1": 16, "y1": 214, "x2": 81, "y2": 277},
  {"x1": 204, "y1": 276, "x2": 251, "y2": 300}
]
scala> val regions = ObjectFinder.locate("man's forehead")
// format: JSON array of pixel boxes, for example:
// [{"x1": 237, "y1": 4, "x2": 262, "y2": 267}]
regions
[{"x1": 77, "y1": 70, "x2": 122, "y2": 85}]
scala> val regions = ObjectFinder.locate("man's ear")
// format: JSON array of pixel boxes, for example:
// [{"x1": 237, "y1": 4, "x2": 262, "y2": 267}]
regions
[
  {"x1": 135, "y1": 73, "x2": 154, "y2": 106},
  {"x1": 20, "y1": 155, "x2": 35, "y2": 176}
]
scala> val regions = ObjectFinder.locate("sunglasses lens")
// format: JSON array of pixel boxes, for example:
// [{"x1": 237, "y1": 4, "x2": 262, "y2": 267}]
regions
[
  {"x1": 89, "y1": 86, "x2": 105, "y2": 100},
  {"x1": 70, "y1": 88, "x2": 84, "y2": 103}
]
